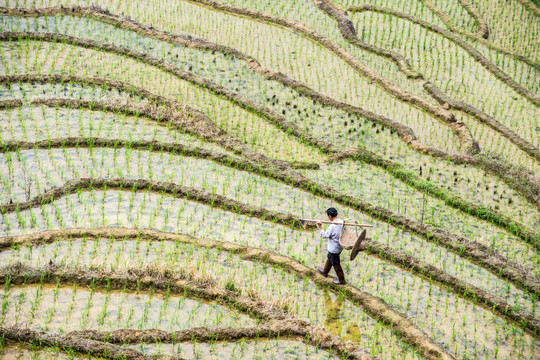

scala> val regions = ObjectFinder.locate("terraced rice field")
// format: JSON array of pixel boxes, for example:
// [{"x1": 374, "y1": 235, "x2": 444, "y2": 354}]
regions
[{"x1": 0, "y1": 0, "x2": 538, "y2": 359}]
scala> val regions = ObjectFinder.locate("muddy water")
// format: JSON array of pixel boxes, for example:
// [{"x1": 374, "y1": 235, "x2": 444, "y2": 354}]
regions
[
  {"x1": 2, "y1": 38, "x2": 526, "y2": 206},
  {"x1": 352, "y1": 11, "x2": 539, "y2": 149},
  {"x1": 0, "y1": 14, "x2": 457, "y2": 154},
  {"x1": 302, "y1": 160, "x2": 539, "y2": 244},
  {"x1": 0, "y1": 238, "x2": 421, "y2": 360},
  {"x1": 125, "y1": 340, "x2": 341, "y2": 359},
  {"x1": 0, "y1": 283, "x2": 252, "y2": 333},
  {"x1": 1, "y1": 342, "x2": 96, "y2": 359},
  {"x1": 0, "y1": 191, "x2": 538, "y2": 359},
  {"x1": 0, "y1": 104, "x2": 233, "y2": 157},
  {"x1": 1, "y1": 80, "x2": 533, "y2": 228},
  {"x1": 457, "y1": 111, "x2": 540, "y2": 175},
  {"x1": 0, "y1": 41, "x2": 325, "y2": 165},
  {"x1": 0, "y1": 14, "x2": 459, "y2": 154},
  {"x1": 1, "y1": 146, "x2": 538, "y2": 298}
]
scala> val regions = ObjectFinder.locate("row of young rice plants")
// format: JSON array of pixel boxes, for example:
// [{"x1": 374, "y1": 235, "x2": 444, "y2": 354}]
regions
[
  {"x1": 454, "y1": 111, "x2": 539, "y2": 173},
  {"x1": 0, "y1": 243, "x2": 418, "y2": 360},
  {"x1": 0, "y1": 266, "x2": 343, "y2": 359},
  {"x1": 1, "y1": 284, "x2": 252, "y2": 332},
  {"x1": 1, "y1": 37, "x2": 532, "y2": 223},
  {"x1": 146, "y1": 0, "x2": 538, "y2": 141},
  {"x1": 0, "y1": 268, "x2": 344, "y2": 360},
  {"x1": 1, "y1": 84, "x2": 537, "y2": 292},
  {"x1": 0, "y1": 13, "x2": 461, "y2": 155},
  {"x1": 1, "y1": 141, "x2": 538, "y2": 279},
  {"x1": 185, "y1": 0, "x2": 540, "y2": 176},
  {"x1": 301, "y1": 159, "x2": 539, "y2": 230},
  {"x1": 422, "y1": 0, "x2": 480, "y2": 35},
  {"x1": 335, "y1": 0, "x2": 446, "y2": 26},
  {"x1": 5, "y1": 338, "x2": 341, "y2": 360},
  {"x1": 0, "y1": 98, "x2": 236, "y2": 158},
  {"x1": 0, "y1": 102, "x2": 537, "y2": 355},
  {"x1": 0, "y1": 107, "x2": 536, "y2": 348},
  {"x1": 342, "y1": 0, "x2": 540, "y2": 99},
  {"x1": 431, "y1": 0, "x2": 539, "y2": 58},
  {"x1": 0, "y1": 40, "x2": 326, "y2": 165},
  {"x1": 1, "y1": 141, "x2": 538, "y2": 310},
  {"x1": 3, "y1": 11, "x2": 537, "y2": 215},
  {"x1": 14, "y1": 0, "x2": 469, "y2": 147},
  {"x1": 0, "y1": 187, "x2": 537, "y2": 359},
  {"x1": 348, "y1": 10, "x2": 539, "y2": 149},
  {"x1": 477, "y1": 44, "x2": 539, "y2": 97},
  {"x1": 338, "y1": 0, "x2": 540, "y2": 96},
  {"x1": 176, "y1": 1, "x2": 538, "y2": 171},
  {"x1": 1, "y1": 35, "x2": 536, "y2": 253},
  {"x1": 0, "y1": 61, "x2": 535, "y2": 241},
  {"x1": 182, "y1": 0, "x2": 430, "y2": 97},
  {"x1": 2, "y1": 2, "x2": 536, "y2": 158},
  {"x1": 123, "y1": 340, "x2": 343, "y2": 359},
  {"x1": 0, "y1": 81, "x2": 534, "y2": 233}
]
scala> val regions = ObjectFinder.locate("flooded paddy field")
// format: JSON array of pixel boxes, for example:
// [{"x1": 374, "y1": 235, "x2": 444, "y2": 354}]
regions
[{"x1": 0, "y1": 1, "x2": 538, "y2": 359}]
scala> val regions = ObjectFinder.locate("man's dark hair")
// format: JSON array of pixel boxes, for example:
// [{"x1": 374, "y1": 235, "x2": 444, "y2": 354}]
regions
[{"x1": 326, "y1": 207, "x2": 338, "y2": 217}]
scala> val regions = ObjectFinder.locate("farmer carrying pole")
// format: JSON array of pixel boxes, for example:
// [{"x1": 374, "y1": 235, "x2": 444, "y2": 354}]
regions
[{"x1": 317, "y1": 207, "x2": 347, "y2": 285}]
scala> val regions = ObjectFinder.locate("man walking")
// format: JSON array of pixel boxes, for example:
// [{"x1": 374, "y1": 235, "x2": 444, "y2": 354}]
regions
[{"x1": 317, "y1": 207, "x2": 346, "y2": 285}]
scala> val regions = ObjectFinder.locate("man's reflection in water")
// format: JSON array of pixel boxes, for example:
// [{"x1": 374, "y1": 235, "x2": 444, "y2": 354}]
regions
[{"x1": 323, "y1": 288, "x2": 361, "y2": 342}]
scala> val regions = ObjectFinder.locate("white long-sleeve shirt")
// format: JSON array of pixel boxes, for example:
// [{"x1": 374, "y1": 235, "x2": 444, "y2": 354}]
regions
[{"x1": 320, "y1": 218, "x2": 343, "y2": 254}]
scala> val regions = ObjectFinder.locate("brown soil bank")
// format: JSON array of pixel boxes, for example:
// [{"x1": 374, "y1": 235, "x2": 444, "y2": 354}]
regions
[
  {"x1": 28, "y1": 95, "x2": 317, "y2": 172},
  {"x1": 3, "y1": 139, "x2": 539, "y2": 327},
  {"x1": 0, "y1": 8, "x2": 453, "y2": 160},
  {"x1": 0, "y1": 263, "x2": 375, "y2": 359},
  {"x1": 68, "y1": 324, "x2": 376, "y2": 359},
  {"x1": 2, "y1": 128, "x2": 538, "y2": 252},
  {"x1": 346, "y1": 6, "x2": 539, "y2": 163},
  {"x1": 0, "y1": 99, "x2": 22, "y2": 109},
  {"x1": 2, "y1": 77, "x2": 536, "y2": 249},
  {"x1": 312, "y1": 0, "x2": 423, "y2": 79},
  {"x1": 455, "y1": 0, "x2": 489, "y2": 38},
  {"x1": 1, "y1": 5, "x2": 462, "y2": 131},
  {"x1": 0, "y1": 172, "x2": 538, "y2": 297},
  {"x1": 1, "y1": 12, "x2": 536, "y2": 206},
  {"x1": 0, "y1": 248, "x2": 451, "y2": 359},
  {"x1": 0, "y1": 326, "x2": 170, "y2": 360},
  {"x1": 319, "y1": 0, "x2": 539, "y2": 108},
  {"x1": 1, "y1": 32, "x2": 537, "y2": 208},
  {"x1": 2, "y1": 227, "x2": 538, "y2": 338}
]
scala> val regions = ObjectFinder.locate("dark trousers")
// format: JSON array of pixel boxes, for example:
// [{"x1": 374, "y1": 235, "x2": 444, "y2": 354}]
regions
[{"x1": 327, "y1": 252, "x2": 341, "y2": 266}]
